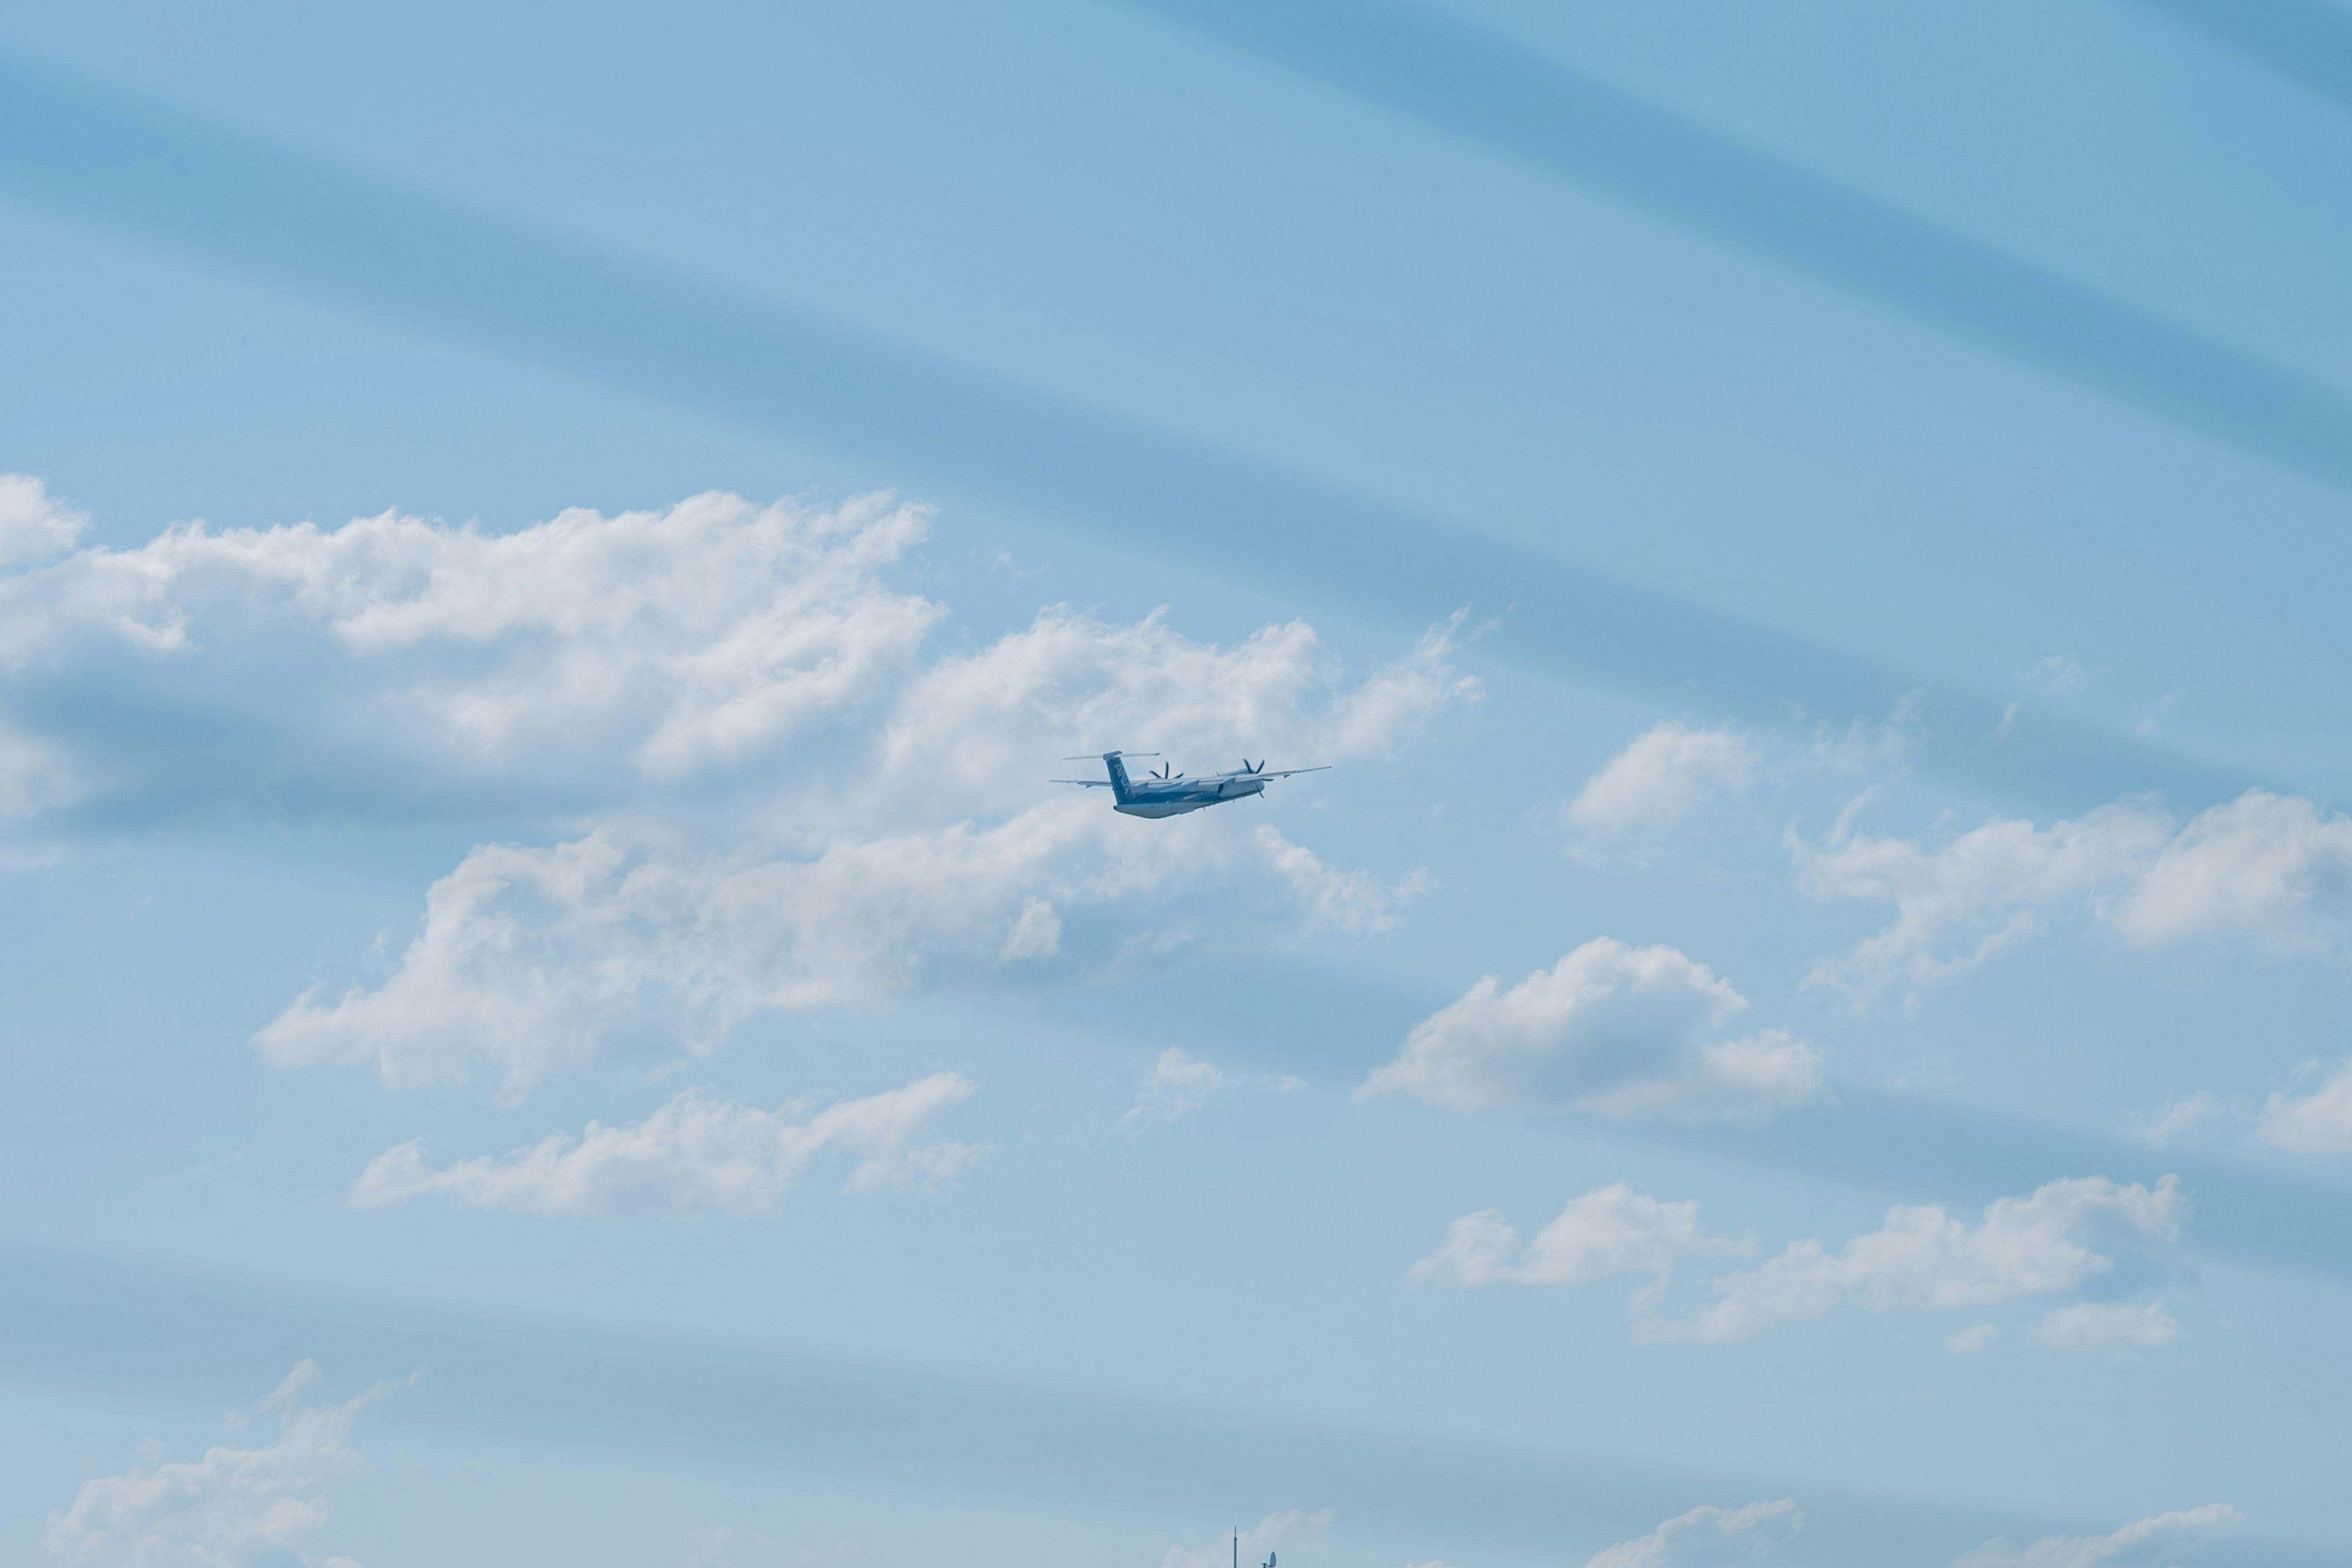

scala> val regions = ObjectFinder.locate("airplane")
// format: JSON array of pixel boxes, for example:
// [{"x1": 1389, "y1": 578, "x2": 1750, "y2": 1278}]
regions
[{"x1": 1052, "y1": 750, "x2": 1329, "y2": 818}]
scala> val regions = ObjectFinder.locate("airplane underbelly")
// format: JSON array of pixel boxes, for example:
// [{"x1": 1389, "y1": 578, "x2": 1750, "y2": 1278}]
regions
[{"x1": 1116, "y1": 799, "x2": 1209, "y2": 818}]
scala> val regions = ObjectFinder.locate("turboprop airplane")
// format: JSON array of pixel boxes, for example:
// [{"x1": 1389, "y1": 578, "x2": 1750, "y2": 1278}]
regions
[{"x1": 1052, "y1": 751, "x2": 1329, "y2": 818}]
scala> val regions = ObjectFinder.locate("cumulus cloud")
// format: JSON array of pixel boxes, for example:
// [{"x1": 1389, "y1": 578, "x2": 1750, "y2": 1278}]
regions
[
  {"x1": 1795, "y1": 789, "x2": 2352, "y2": 1003},
  {"x1": 252, "y1": 804, "x2": 1215, "y2": 1095},
  {"x1": 1256, "y1": 826, "x2": 1429, "y2": 935},
  {"x1": 1358, "y1": 939, "x2": 1823, "y2": 1124},
  {"x1": 1566, "y1": 722, "x2": 1757, "y2": 849},
  {"x1": 1, "y1": 484, "x2": 1481, "y2": 1093},
  {"x1": 350, "y1": 1074, "x2": 978, "y2": 1214},
  {"x1": 1664, "y1": 1177, "x2": 2185, "y2": 1344},
  {"x1": 1955, "y1": 1504, "x2": 2241, "y2": 1568},
  {"x1": 251, "y1": 607, "x2": 1471, "y2": 1095},
  {"x1": 1585, "y1": 1500, "x2": 1802, "y2": 1568},
  {"x1": 1944, "y1": 1323, "x2": 1999, "y2": 1354},
  {"x1": 0, "y1": 490, "x2": 941, "y2": 780},
  {"x1": 43, "y1": 1360, "x2": 398, "y2": 1567},
  {"x1": 1411, "y1": 1183, "x2": 1739, "y2": 1287},
  {"x1": 1120, "y1": 1047, "x2": 1305, "y2": 1127},
  {"x1": 0, "y1": 473, "x2": 88, "y2": 568},
  {"x1": 1162, "y1": 1510, "x2": 1333, "y2": 1568}
]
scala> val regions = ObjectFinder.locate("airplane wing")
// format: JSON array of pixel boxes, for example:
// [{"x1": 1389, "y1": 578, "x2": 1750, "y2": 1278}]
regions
[
  {"x1": 1050, "y1": 779, "x2": 1115, "y2": 786},
  {"x1": 1250, "y1": 765, "x2": 1331, "y2": 778}
]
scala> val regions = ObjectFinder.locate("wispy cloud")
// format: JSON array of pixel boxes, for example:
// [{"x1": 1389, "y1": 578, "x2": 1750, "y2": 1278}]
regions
[
  {"x1": 1794, "y1": 788, "x2": 2352, "y2": 1005},
  {"x1": 43, "y1": 1360, "x2": 403, "y2": 1568},
  {"x1": 1411, "y1": 1183, "x2": 1741, "y2": 1289},
  {"x1": 352, "y1": 1075, "x2": 979, "y2": 1215},
  {"x1": 2255, "y1": 1056, "x2": 2352, "y2": 1154},
  {"x1": 1955, "y1": 1502, "x2": 2241, "y2": 1568},
  {"x1": 1563, "y1": 722, "x2": 1757, "y2": 860},
  {"x1": 1660, "y1": 1177, "x2": 2186, "y2": 1346},
  {"x1": 1256, "y1": 826, "x2": 1430, "y2": 935},
  {"x1": 1585, "y1": 1499, "x2": 1801, "y2": 1568},
  {"x1": 1418, "y1": 1174, "x2": 2191, "y2": 1351},
  {"x1": 1121, "y1": 1047, "x2": 1304, "y2": 1128}
]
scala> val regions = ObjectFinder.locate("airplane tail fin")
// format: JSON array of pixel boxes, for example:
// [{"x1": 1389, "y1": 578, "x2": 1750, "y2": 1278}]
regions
[{"x1": 1103, "y1": 751, "x2": 1135, "y2": 805}]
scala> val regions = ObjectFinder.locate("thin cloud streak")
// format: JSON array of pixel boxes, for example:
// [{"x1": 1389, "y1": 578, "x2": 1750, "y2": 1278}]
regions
[
  {"x1": 2125, "y1": 0, "x2": 2352, "y2": 118},
  {"x1": 1120, "y1": 0, "x2": 2352, "y2": 493},
  {"x1": 0, "y1": 53, "x2": 2246, "y2": 815}
]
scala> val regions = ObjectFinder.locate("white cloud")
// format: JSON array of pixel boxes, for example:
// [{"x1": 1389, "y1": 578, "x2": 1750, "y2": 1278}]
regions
[
  {"x1": 1585, "y1": 1500, "x2": 1802, "y2": 1568},
  {"x1": 876, "y1": 603, "x2": 1476, "y2": 817},
  {"x1": 43, "y1": 1361, "x2": 397, "y2": 1567},
  {"x1": 2025, "y1": 654, "x2": 2098, "y2": 696},
  {"x1": 1358, "y1": 939, "x2": 1823, "y2": 1124},
  {"x1": 2027, "y1": 1300, "x2": 2179, "y2": 1351},
  {"x1": 1956, "y1": 1504, "x2": 2241, "y2": 1568},
  {"x1": 0, "y1": 490, "x2": 941, "y2": 778},
  {"x1": 2118, "y1": 791, "x2": 2352, "y2": 947},
  {"x1": 1127, "y1": 1047, "x2": 1226, "y2": 1123},
  {"x1": 1162, "y1": 1510, "x2": 1333, "y2": 1568},
  {"x1": 2153, "y1": 1057, "x2": 2352, "y2": 1158},
  {"x1": 1411, "y1": 1183, "x2": 1738, "y2": 1287},
  {"x1": 252, "y1": 593, "x2": 1473, "y2": 1095},
  {"x1": 1, "y1": 484, "x2": 1482, "y2": 1093},
  {"x1": 1000, "y1": 896, "x2": 1062, "y2": 959},
  {"x1": 0, "y1": 714, "x2": 80, "y2": 820},
  {"x1": 1121, "y1": 1047, "x2": 1305, "y2": 1127},
  {"x1": 2135, "y1": 1091, "x2": 2232, "y2": 1150},
  {"x1": 350, "y1": 1073, "x2": 978, "y2": 1214},
  {"x1": 2256, "y1": 1056, "x2": 2352, "y2": 1154},
  {"x1": 1791, "y1": 799, "x2": 2170, "y2": 1002},
  {"x1": 1794, "y1": 789, "x2": 2352, "y2": 1003},
  {"x1": 1327, "y1": 609, "x2": 1487, "y2": 758},
  {"x1": 1665, "y1": 1177, "x2": 2185, "y2": 1344},
  {"x1": 1566, "y1": 722, "x2": 1757, "y2": 843},
  {"x1": 253, "y1": 807, "x2": 1199, "y2": 1096},
  {"x1": 1256, "y1": 825, "x2": 1430, "y2": 935},
  {"x1": 1944, "y1": 1323, "x2": 1999, "y2": 1355},
  {"x1": 0, "y1": 473, "x2": 88, "y2": 569}
]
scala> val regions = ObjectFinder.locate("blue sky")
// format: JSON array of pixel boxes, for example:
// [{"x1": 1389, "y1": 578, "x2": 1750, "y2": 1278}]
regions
[{"x1": 4, "y1": 2, "x2": 2352, "y2": 1564}]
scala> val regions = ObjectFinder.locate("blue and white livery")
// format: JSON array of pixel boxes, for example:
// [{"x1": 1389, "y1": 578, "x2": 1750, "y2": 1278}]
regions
[{"x1": 1052, "y1": 751, "x2": 1330, "y2": 818}]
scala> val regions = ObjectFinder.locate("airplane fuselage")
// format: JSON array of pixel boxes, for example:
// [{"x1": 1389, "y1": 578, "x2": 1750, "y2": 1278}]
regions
[{"x1": 1112, "y1": 774, "x2": 1267, "y2": 818}]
